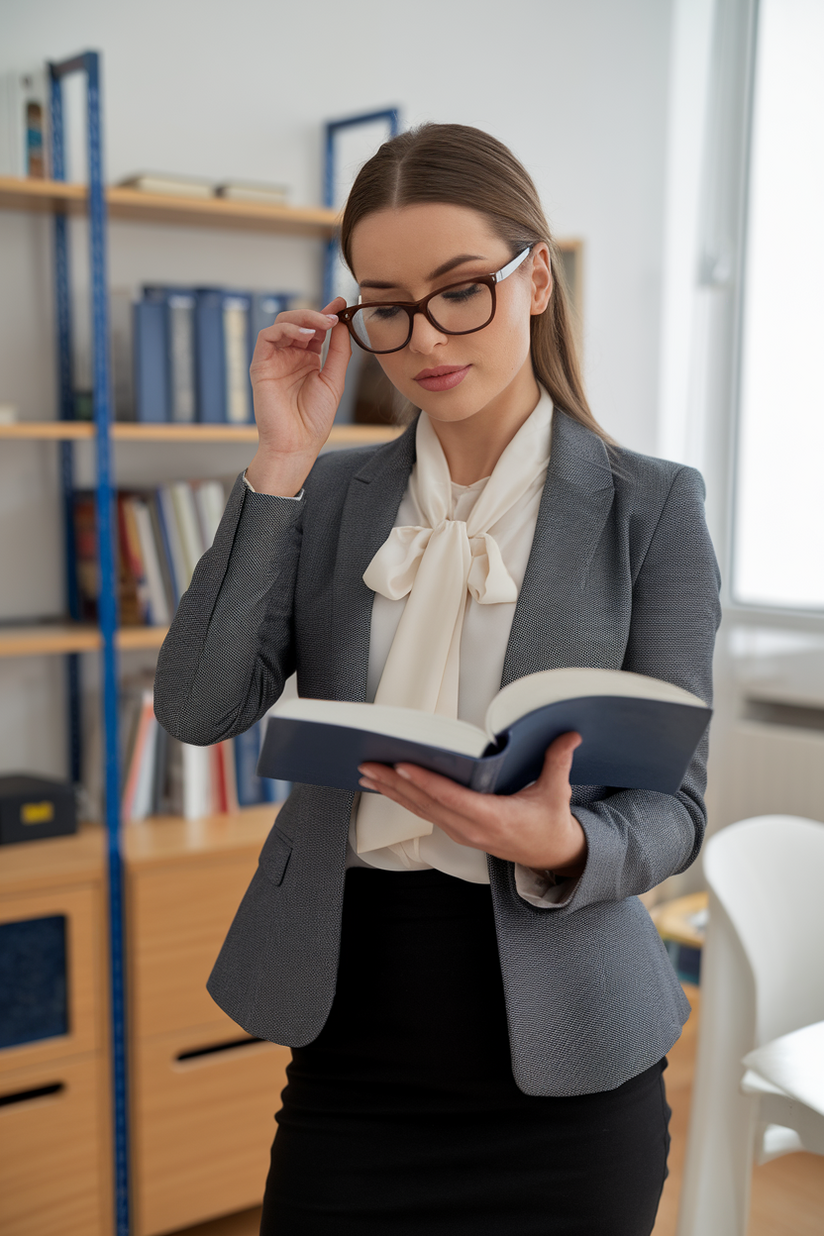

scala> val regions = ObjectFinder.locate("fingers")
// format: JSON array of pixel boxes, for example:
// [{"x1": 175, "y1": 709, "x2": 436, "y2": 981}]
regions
[
  {"x1": 257, "y1": 307, "x2": 341, "y2": 350},
  {"x1": 358, "y1": 762, "x2": 499, "y2": 844}
]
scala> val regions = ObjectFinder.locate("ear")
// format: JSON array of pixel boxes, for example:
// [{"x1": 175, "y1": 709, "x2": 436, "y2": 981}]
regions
[{"x1": 529, "y1": 242, "x2": 553, "y2": 315}]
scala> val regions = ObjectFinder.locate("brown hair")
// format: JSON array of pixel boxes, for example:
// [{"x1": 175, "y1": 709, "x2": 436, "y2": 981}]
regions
[{"x1": 339, "y1": 122, "x2": 612, "y2": 443}]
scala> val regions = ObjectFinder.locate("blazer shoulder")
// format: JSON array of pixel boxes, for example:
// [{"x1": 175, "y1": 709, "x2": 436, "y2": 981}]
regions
[
  {"x1": 303, "y1": 421, "x2": 417, "y2": 502},
  {"x1": 608, "y1": 442, "x2": 707, "y2": 511}
]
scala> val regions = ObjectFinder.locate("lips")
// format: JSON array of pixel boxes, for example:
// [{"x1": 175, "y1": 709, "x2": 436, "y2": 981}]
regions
[{"x1": 413, "y1": 364, "x2": 471, "y2": 392}]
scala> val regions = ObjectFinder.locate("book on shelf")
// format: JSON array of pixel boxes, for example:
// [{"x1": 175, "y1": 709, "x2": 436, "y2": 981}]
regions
[
  {"x1": 130, "y1": 284, "x2": 294, "y2": 424},
  {"x1": 117, "y1": 172, "x2": 214, "y2": 198},
  {"x1": 71, "y1": 480, "x2": 229, "y2": 628},
  {"x1": 120, "y1": 698, "x2": 289, "y2": 824},
  {"x1": 0, "y1": 67, "x2": 49, "y2": 178},
  {"x1": 214, "y1": 180, "x2": 290, "y2": 205},
  {"x1": 257, "y1": 668, "x2": 712, "y2": 797},
  {"x1": 141, "y1": 286, "x2": 197, "y2": 423}
]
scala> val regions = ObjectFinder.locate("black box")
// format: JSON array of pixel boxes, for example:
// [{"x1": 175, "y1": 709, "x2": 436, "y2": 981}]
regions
[{"x1": 0, "y1": 774, "x2": 77, "y2": 845}]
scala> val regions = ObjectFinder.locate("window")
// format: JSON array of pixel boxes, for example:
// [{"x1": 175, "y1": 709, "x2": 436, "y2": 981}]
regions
[{"x1": 732, "y1": 0, "x2": 824, "y2": 610}]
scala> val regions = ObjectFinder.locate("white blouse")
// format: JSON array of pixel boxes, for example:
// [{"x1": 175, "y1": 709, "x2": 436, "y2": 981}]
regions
[{"x1": 245, "y1": 390, "x2": 577, "y2": 909}]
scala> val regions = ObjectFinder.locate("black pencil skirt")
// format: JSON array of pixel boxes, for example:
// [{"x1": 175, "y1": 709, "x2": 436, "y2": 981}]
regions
[{"x1": 259, "y1": 866, "x2": 671, "y2": 1236}]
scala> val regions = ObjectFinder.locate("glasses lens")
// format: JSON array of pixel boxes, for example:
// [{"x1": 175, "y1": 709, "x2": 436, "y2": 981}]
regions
[
  {"x1": 349, "y1": 304, "x2": 410, "y2": 353},
  {"x1": 428, "y1": 281, "x2": 493, "y2": 334}
]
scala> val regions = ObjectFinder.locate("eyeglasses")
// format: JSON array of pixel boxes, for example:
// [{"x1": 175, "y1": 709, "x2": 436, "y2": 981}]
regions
[{"x1": 337, "y1": 244, "x2": 534, "y2": 355}]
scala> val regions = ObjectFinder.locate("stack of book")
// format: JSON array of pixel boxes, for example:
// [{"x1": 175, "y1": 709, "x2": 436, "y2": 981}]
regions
[
  {"x1": 73, "y1": 478, "x2": 229, "y2": 627},
  {"x1": 120, "y1": 684, "x2": 290, "y2": 823},
  {"x1": 132, "y1": 286, "x2": 298, "y2": 424}
]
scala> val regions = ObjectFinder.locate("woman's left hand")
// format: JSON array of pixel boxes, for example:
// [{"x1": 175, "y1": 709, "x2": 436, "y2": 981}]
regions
[{"x1": 358, "y1": 731, "x2": 588, "y2": 877}]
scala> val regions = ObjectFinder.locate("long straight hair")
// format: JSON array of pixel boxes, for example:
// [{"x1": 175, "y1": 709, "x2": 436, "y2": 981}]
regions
[{"x1": 339, "y1": 122, "x2": 613, "y2": 444}]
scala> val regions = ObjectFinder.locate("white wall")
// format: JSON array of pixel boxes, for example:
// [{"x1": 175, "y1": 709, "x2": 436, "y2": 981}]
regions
[{"x1": 0, "y1": 0, "x2": 674, "y2": 782}]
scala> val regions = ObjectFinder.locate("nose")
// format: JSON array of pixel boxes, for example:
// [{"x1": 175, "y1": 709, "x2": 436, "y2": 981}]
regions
[{"x1": 407, "y1": 309, "x2": 448, "y2": 355}]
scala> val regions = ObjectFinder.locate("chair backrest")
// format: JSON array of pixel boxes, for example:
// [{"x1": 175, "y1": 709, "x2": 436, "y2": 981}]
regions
[{"x1": 704, "y1": 815, "x2": 824, "y2": 1045}]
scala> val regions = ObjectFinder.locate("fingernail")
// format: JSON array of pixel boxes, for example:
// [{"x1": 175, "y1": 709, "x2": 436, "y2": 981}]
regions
[
  {"x1": 298, "y1": 327, "x2": 316, "y2": 334},
  {"x1": 395, "y1": 767, "x2": 412, "y2": 781},
  {"x1": 359, "y1": 777, "x2": 376, "y2": 790},
  {"x1": 325, "y1": 314, "x2": 339, "y2": 322}
]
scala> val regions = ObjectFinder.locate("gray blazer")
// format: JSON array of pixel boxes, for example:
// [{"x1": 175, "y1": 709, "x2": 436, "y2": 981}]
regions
[{"x1": 154, "y1": 409, "x2": 721, "y2": 1097}]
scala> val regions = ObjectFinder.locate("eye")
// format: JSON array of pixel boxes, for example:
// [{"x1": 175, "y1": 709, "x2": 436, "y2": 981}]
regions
[
  {"x1": 440, "y1": 282, "x2": 483, "y2": 303},
  {"x1": 366, "y1": 304, "x2": 403, "y2": 322}
]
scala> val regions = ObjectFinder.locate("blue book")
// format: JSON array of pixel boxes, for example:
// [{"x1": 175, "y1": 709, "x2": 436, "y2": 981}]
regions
[
  {"x1": 235, "y1": 719, "x2": 292, "y2": 806},
  {"x1": 133, "y1": 298, "x2": 168, "y2": 422},
  {"x1": 142, "y1": 286, "x2": 197, "y2": 423},
  {"x1": 257, "y1": 668, "x2": 711, "y2": 797},
  {"x1": 250, "y1": 292, "x2": 290, "y2": 343},
  {"x1": 195, "y1": 288, "x2": 227, "y2": 423},
  {"x1": 222, "y1": 291, "x2": 254, "y2": 423}
]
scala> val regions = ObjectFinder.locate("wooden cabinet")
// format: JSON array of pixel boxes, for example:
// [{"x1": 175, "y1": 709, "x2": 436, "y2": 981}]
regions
[
  {"x1": 124, "y1": 806, "x2": 290, "y2": 1236},
  {"x1": 0, "y1": 826, "x2": 111, "y2": 1236}
]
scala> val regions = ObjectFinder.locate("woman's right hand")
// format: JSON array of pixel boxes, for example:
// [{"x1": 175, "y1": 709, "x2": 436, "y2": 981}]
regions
[{"x1": 245, "y1": 295, "x2": 352, "y2": 495}]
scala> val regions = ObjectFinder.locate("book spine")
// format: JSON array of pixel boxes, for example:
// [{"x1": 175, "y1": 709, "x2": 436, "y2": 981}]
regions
[
  {"x1": 72, "y1": 492, "x2": 98, "y2": 621},
  {"x1": 249, "y1": 292, "x2": 285, "y2": 342},
  {"x1": 132, "y1": 497, "x2": 171, "y2": 626},
  {"x1": 116, "y1": 494, "x2": 145, "y2": 626},
  {"x1": 223, "y1": 293, "x2": 253, "y2": 423},
  {"x1": 170, "y1": 481, "x2": 204, "y2": 583},
  {"x1": 195, "y1": 289, "x2": 226, "y2": 423},
  {"x1": 469, "y1": 752, "x2": 505, "y2": 794},
  {"x1": 133, "y1": 298, "x2": 169, "y2": 422},
  {"x1": 234, "y1": 726, "x2": 264, "y2": 807},
  {"x1": 193, "y1": 478, "x2": 226, "y2": 550},
  {"x1": 156, "y1": 486, "x2": 188, "y2": 604},
  {"x1": 167, "y1": 292, "x2": 197, "y2": 422},
  {"x1": 182, "y1": 743, "x2": 212, "y2": 821},
  {"x1": 122, "y1": 689, "x2": 156, "y2": 820},
  {"x1": 146, "y1": 494, "x2": 178, "y2": 616}
]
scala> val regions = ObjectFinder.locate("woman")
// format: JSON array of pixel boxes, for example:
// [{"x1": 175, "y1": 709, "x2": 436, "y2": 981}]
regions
[{"x1": 154, "y1": 123, "x2": 721, "y2": 1236}]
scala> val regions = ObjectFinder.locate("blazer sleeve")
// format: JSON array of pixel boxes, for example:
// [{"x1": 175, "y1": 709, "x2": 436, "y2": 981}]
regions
[
  {"x1": 153, "y1": 472, "x2": 303, "y2": 745},
  {"x1": 531, "y1": 463, "x2": 722, "y2": 914}
]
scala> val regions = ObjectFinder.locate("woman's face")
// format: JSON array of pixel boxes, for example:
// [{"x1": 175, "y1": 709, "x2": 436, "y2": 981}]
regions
[{"x1": 348, "y1": 203, "x2": 552, "y2": 427}]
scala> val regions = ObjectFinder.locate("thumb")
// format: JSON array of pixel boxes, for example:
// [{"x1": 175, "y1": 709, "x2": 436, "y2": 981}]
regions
[{"x1": 538, "y1": 731, "x2": 582, "y2": 790}]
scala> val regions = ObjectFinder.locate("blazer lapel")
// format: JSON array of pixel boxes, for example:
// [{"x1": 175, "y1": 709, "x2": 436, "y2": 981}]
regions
[
  {"x1": 331, "y1": 420, "x2": 418, "y2": 702},
  {"x1": 501, "y1": 410, "x2": 616, "y2": 688}
]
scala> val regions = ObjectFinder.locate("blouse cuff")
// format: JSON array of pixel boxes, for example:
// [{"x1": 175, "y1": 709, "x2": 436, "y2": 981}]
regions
[
  {"x1": 243, "y1": 469, "x2": 304, "y2": 501},
  {"x1": 513, "y1": 863, "x2": 580, "y2": 908}
]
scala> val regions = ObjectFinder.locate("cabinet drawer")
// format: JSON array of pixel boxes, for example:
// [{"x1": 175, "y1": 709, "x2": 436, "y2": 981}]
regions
[
  {"x1": 132, "y1": 1024, "x2": 290, "y2": 1236},
  {"x1": 0, "y1": 1053, "x2": 108, "y2": 1236},
  {"x1": 128, "y1": 853, "x2": 258, "y2": 1039},
  {"x1": 0, "y1": 884, "x2": 102, "y2": 1075}
]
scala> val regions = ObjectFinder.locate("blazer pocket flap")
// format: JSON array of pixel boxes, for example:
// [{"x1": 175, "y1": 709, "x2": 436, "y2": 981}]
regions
[{"x1": 258, "y1": 826, "x2": 293, "y2": 886}]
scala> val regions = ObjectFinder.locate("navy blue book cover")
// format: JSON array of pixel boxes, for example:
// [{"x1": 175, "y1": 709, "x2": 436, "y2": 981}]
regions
[
  {"x1": 257, "y1": 694, "x2": 711, "y2": 797},
  {"x1": 133, "y1": 299, "x2": 168, "y2": 422},
  {"x1": 195, "y1": 288, "x2": 226, "y2": 423}
]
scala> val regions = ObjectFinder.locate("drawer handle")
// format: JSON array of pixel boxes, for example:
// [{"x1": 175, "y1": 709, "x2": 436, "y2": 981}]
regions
[
  {"x1": 176, "y1": 1036, "x2": 263, "y2": 1062},
  {"x1": 0, "y1": 1082, "x2": 64, "y2": 1108}
]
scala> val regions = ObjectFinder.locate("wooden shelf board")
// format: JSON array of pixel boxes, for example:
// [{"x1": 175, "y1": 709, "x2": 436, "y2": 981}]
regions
[
  {"x1": 0, "y1": 421, "x2": 402, "y2": 445},
  {"x1": 0, "y1": 624, "x2": 169, "y2": 657},
  {"x1": 0, "y1": 820, "x2": 105, "y2": 896},
  {"x1": 0, "y1": 421, "x2": 94, "y2": 439},
  {"x1": 0, "y1": 175, "x2": 340, "y2": 237},
  {"x1": 123, "y1": 804, "x2": 279, "y2": 869},
  {"x1": 0, "y1": 623, "x2": 101, "y2": 656}
]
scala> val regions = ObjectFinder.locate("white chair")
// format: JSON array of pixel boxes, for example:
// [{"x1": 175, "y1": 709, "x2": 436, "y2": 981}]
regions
[{"x1": 676, "y1": 814, "x2": 824, "y2": 1236}]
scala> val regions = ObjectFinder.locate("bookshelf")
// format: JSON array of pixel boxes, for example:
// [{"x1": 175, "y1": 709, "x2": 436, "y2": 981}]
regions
[{"x1": 0, "y1": 51, "x2": 401, "y2": 1236}]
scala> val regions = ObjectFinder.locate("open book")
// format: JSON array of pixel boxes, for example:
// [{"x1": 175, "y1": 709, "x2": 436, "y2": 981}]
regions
[{"x1": 256, "y1": 668, "x2": 711, "y2": 797}]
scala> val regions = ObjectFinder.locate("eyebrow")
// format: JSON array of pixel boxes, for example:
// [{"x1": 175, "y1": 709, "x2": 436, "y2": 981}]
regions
[{"x1": 359, "y1": 253, "x2": 487, "y2": 290}]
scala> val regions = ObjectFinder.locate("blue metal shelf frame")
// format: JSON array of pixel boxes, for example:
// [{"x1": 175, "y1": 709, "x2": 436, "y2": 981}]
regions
[
  {"x1": 322, "y1": 107, "x2": 401, "y2": 308},
  {"x1": 48, "y1": 51, "x2": 130, "y2": 1236}
]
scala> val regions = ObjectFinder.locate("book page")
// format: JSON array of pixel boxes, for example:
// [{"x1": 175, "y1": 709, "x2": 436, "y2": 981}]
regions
[
  {"x1": 271, "y1": 698, "x2": 489, "y2": 758},
  {"x1": 485, "y1": 668, "x2": 707, "y2": 742}
]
